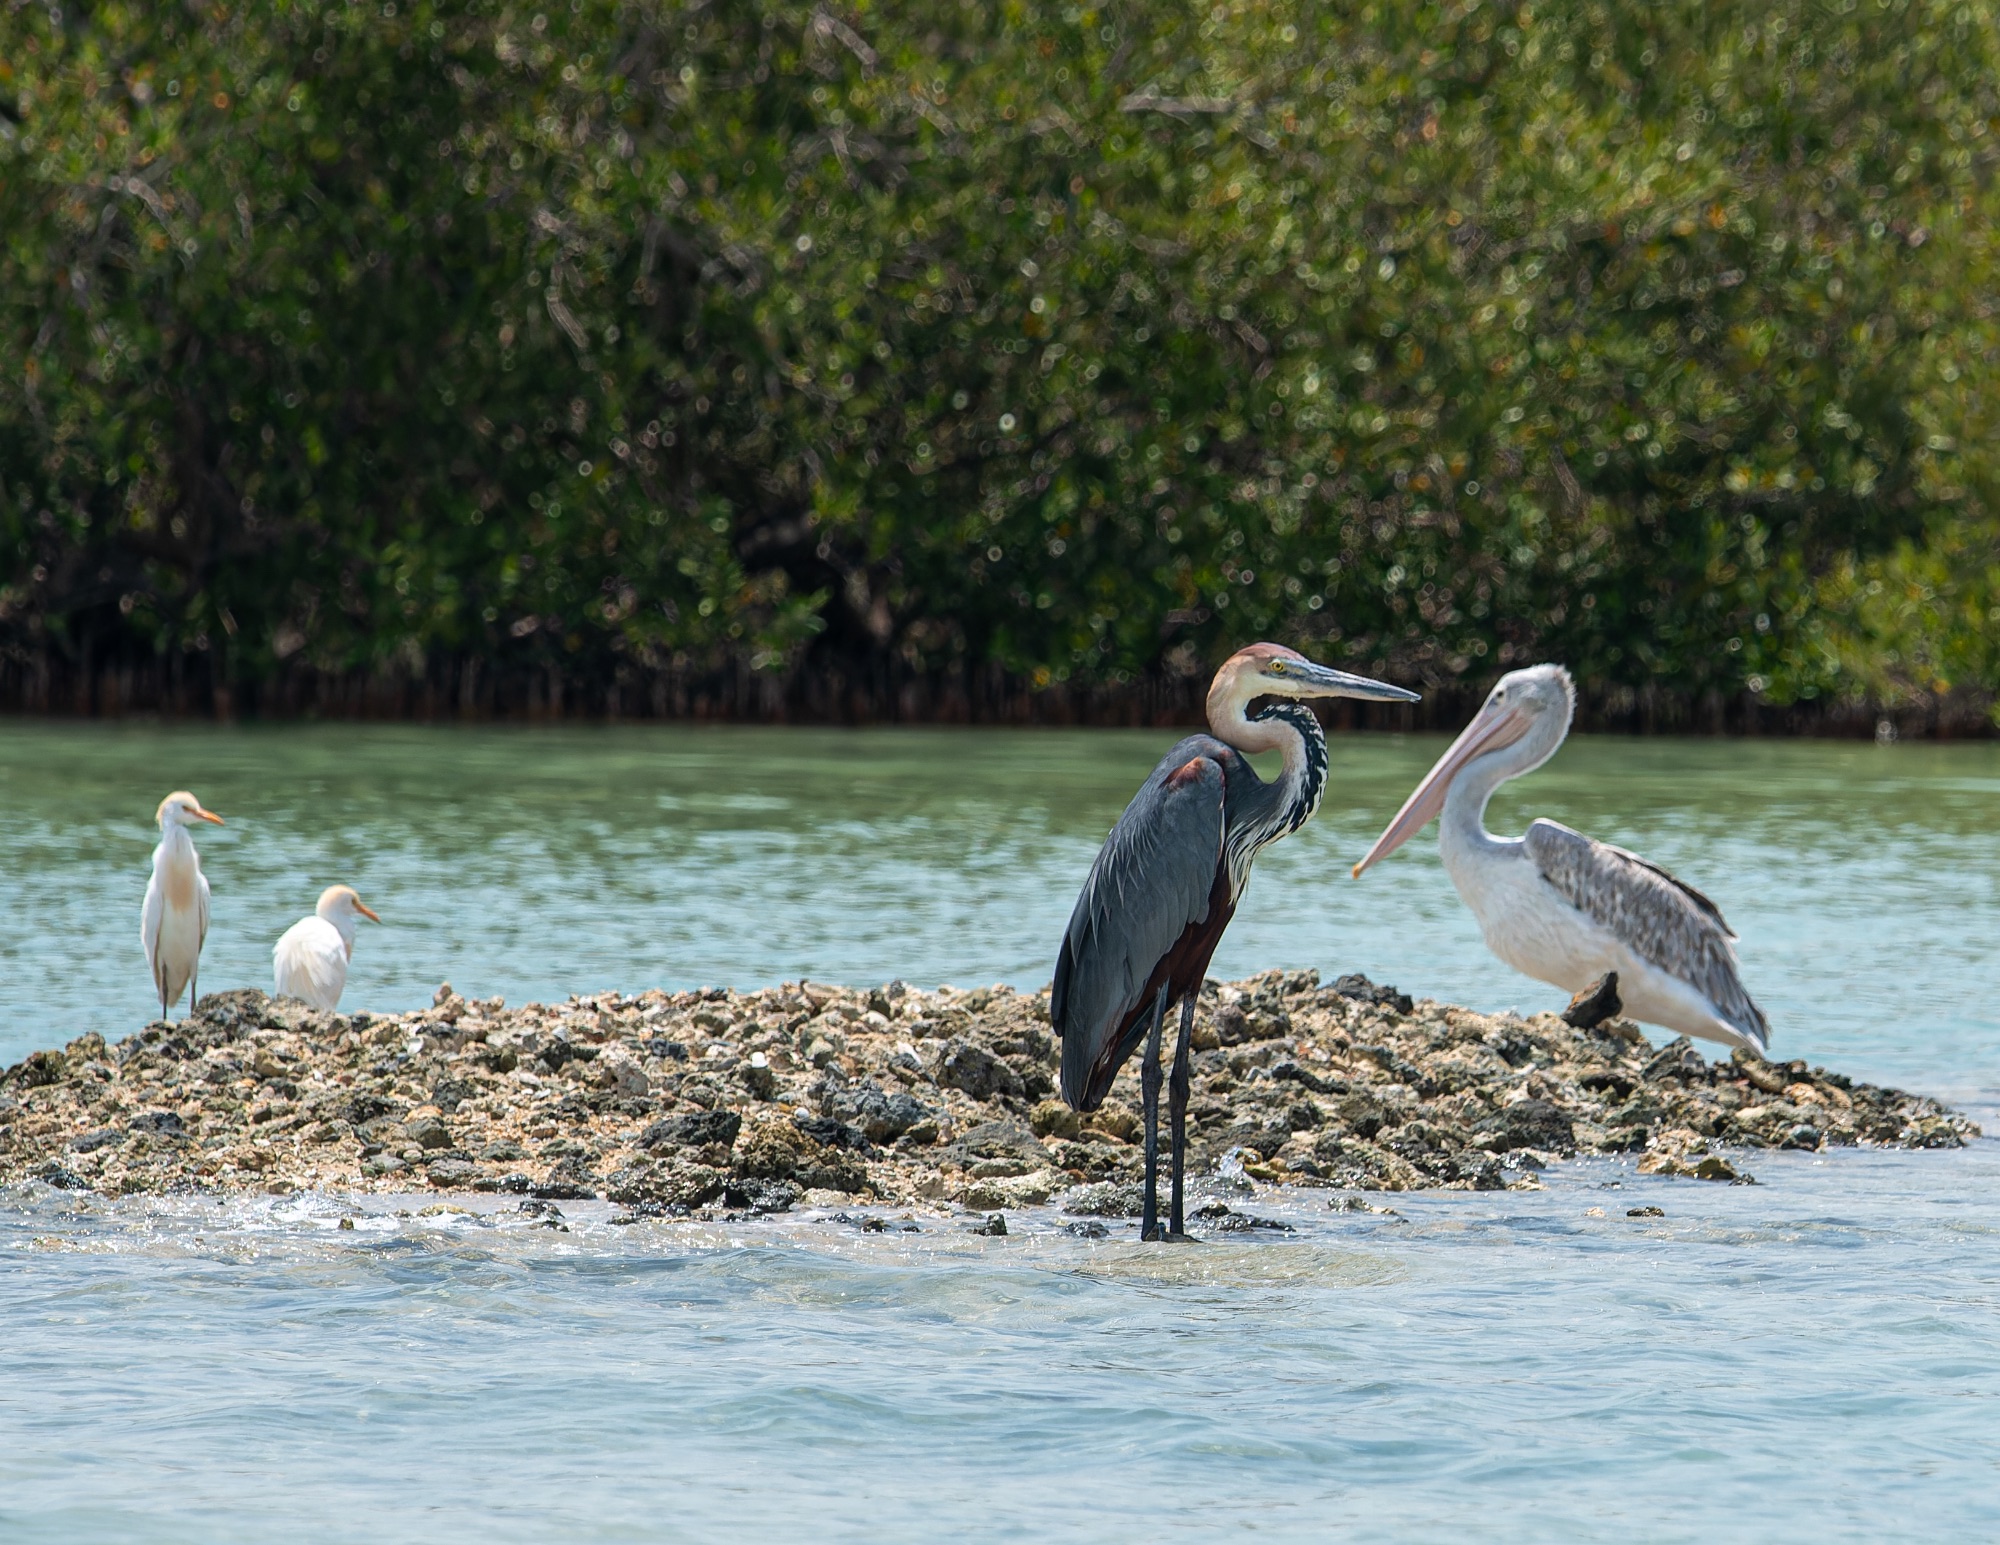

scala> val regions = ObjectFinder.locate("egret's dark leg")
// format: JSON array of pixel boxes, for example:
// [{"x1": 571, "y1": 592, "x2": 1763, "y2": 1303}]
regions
[
  {"x1": 1168, "y1": 995, "x2": 1195, "y2": 1240},
  {"x1": 1139, "y1": 984, "x2": 1168, "y2": 1242}
]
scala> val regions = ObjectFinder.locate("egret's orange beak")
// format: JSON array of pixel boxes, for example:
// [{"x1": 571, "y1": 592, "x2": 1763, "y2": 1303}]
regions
[
  {"x1": 195, "y1": 808, "x2": 225, "y2": 826},
  {"x1": 354, "y1": 901, "x2": 382, "y2": 924},
  {"x1": 1352, "y1": 697, "x2": 1536, "y2": 877}
]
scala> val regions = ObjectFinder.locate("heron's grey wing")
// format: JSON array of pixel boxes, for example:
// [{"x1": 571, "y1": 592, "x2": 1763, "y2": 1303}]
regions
[
  {"x1": 1054, "y1": 752, "x2": 1227, "y2": 1107},
  {"x1": 1524, "y1": 818, "x2": 1768, "y2": 1046}
]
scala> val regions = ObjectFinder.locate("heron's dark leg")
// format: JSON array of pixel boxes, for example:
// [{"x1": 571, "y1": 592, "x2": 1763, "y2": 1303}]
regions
[
  {"x1": 1168, "y1": 995, "x2": 1195, "y2": 1240},
  {"x1": 1139, "y1": 984, "x2": 1168, "y2": 1242}
]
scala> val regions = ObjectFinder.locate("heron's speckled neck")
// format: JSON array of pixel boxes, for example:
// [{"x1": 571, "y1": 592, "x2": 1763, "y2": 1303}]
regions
[{"x1": 1220, "y1": 700, "x2": 1328, "y2": 896}]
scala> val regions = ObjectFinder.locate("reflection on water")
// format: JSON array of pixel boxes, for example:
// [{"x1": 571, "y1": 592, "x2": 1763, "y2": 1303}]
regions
[{"x1": 0, "y1": 722, "x2": 1995, "y2": 1093}]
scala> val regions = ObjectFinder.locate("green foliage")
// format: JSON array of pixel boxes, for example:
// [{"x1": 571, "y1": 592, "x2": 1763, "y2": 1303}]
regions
[{"x1": 1, "y1": 0, "x2": 1997, "y2": 715}]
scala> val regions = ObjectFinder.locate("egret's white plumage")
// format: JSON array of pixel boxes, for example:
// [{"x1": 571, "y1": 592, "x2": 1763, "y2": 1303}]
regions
[
  {"x1": 1353, "y1": 665, "x2": 1770, "y2": 1056},
  {"x1": 273, "y1": 885, "x2": 380, "y2": 1011},
  {"x1": 140, "y1": 791, "x2": 224, "y2": 1022}
]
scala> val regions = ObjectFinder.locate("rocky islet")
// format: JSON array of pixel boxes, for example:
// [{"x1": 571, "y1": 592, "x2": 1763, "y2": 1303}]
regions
[{"x1": 0, "y1": 972, "x2": 1978, "y2": 1216}]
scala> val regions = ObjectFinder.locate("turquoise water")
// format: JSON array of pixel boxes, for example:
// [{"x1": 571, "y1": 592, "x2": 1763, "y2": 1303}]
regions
[{"x1": 4, "y1": 723, "x2": 1999, "y2": 1540}]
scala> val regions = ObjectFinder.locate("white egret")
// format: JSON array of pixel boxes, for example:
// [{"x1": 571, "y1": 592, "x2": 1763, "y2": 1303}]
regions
[
  {"x1": 273, "y1": 885, "x2": 381, "y2": 1011},
  {"x1": 140, "y1": 791, "x2": 224, "y2": 1022},
  {"x1": 1353, "y1": 664, "x2": 1770, "y2": 1055}
]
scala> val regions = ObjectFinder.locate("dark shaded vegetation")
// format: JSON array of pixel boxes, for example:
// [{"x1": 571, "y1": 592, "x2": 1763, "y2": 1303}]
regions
[{"x1": 3, "y1": 0, "x2": 1999, "y2": 728}]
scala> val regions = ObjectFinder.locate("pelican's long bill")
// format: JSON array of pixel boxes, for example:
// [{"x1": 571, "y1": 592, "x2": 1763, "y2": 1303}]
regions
[{"x1": 1351, "y1": 693, "x2": 1536, "y2": 877}]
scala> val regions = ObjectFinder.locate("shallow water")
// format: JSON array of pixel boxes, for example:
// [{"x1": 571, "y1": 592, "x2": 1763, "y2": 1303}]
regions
[
  {"x1": 4, "y1": 722, "x2": 1999, "y2": 1539},
  {"x1": 5, "y1": 1140, "x2": 1998, "y2": 1543}
]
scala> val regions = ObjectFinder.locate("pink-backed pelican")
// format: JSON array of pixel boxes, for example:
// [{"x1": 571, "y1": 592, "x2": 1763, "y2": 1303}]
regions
[{"x1": 1351, "y1": 664, "x2": 1770, "y2": 1056}]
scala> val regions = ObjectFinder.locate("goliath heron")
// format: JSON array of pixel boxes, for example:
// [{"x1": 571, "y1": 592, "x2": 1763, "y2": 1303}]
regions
[
  {"x1": 1352, "y1": 663, "x2": 1770, "y2": 1055},
  {"x1": 274, "y1": 885, "x2": 382, "y2": 1012},
  {"x1": 1051, "y1": 642, "x2": 1419, "y2": 1239},
  {"x1": 140, "y1": 791, "x2": 224, "y2": 1023}
]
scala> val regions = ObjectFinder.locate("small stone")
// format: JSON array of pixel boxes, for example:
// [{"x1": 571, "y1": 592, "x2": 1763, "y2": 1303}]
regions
[
  {"x1": 1640, "y1": 1037, "x2": 1708, "y2": 1084},
  {"x1": 405, "y1": 1116, "x2": 454, "y2": 1151},
  {"x1": 605, "y1": 1158, "x2": 725, "y2": 1209},
  {"x1": 1626, "y1": 1205, "x2": 1665, "y2": 1218},
  {"x1": 793, "y1": 1113, "x2": 872, "y2": 1152},
  {"x1": 738, "y1": 1056, "x2": 777, "y2": 1100},
  {"x1": 338, "y1": 1217, "x2": 355, "y2": 1230},
  {"x1": 426, "y1": 1158, "x2": 480, "y2": 1188},
  {"x1": 821, "y1": 1080, "x2": 935, "y2": 1142},
  {"x1": 1059, "y1": 1181, "x2": 1144, "y2": 1217},
  {"x1": 1475, "y1": 1098, "x2": 1575, "y2": 1154},
  {"x1": 933, "y1": 1039, "x2": 1024, "y2": 1101},
  {"x1": 724, "y1": 1178, "x2": 801, "y2": 1214},
  {"x1": 1332, "y1": 974, "x2": 1413, "y2": 1015},
  {"x1": 1081, "y1": 1106, "x2": 1140, "y2": 1144},
  {"x1": 1560, "y1": 972, "x2": 1622, "y2": 1030},
  {"x1": 1197, "y1": 1205, "x2": 1295, "y2": 1234},
  {"x1": 968, "y1": 1213, "x2": 1008, "y2": 1237},
  {"x1": 638, "y1": 1109, "x2": 742, "y2": 1154},
  {"x1": 363, "y1": 1154, "x2": 408, "y2": 1177}
]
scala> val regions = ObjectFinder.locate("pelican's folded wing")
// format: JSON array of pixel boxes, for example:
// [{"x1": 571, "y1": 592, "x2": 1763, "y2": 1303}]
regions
[
  {"x1": 1053, "y1": 748, "x2": 1227, "y2": 1108},
  {"x1": 1524, "y1": 818, "x2": 1768, "y2": 1047}
]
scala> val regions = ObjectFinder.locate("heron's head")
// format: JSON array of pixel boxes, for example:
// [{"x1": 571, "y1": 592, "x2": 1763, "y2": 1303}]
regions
[
  {"x1": 156, "y1": 791, "x2": 224, "y2": 830},
  {"x1": 1207, "y1": 642, "x2": 1419, "y2": 725},
  {"x1": 317, "y1": 885, "x2": 382, "y2": 925},
  {"x1": 1352, "y1": 663, "x2": 1575, "y2": 877}
]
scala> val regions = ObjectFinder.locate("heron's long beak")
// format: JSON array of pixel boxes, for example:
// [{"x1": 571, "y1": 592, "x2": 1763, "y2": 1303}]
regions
[
  {"x1": 1352, "y1": 698, "x2": 1534, "y2": 877},
  {"x1": 354, "y1": 901, "x2": 382, "y2": 924},
  {"x1": 1291, "y1": 661, "x2": 1421, "y2": 703},
  {"x1": 195, "y1": 808, "x2": 225, "y2": 826}
]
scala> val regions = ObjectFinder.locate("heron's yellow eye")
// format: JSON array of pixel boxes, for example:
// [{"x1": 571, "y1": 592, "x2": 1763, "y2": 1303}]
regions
[{"x1": 1268, "y1": 660, "x2": 1287, "y2": 674}]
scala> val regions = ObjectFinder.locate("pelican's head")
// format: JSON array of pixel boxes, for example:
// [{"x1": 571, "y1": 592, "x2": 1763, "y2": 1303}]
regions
[
  {"x1": 316, "y1": 885, "x2": 382, "y2": 927},
  {"x1": 1207, "y1": 642, "x2": 1419, "y2": 731},
  {"x1": 1352, "y1": 663, "x2": 1574, "y2": 877},
  {"x1": 156, "y1": 791, "x2": 224, "y2": 830}
]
